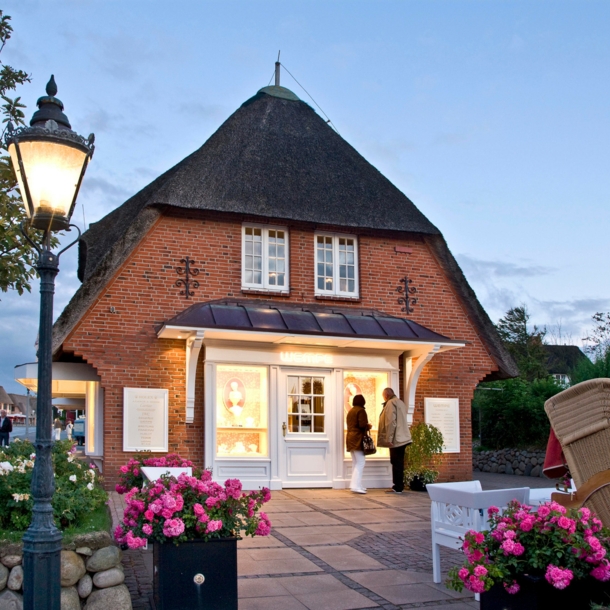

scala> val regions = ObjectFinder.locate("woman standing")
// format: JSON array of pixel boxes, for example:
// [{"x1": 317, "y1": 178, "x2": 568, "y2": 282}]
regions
[{"x1": 346, "y1": 394, "x2": 372, "y2": 494}]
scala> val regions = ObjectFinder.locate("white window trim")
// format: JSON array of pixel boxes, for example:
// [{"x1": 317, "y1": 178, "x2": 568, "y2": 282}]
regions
[
  {"x1": 241, "y1": 223, "x2": 289, "y2": 292},
  {"x1": 314, "y1": 232, "x2": 359, "y2": 297}
]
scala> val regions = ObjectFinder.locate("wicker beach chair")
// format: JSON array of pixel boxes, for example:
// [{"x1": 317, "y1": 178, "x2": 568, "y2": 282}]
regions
[{"x1": 544, "y1": 378, "x2": 610, "y2": 524}]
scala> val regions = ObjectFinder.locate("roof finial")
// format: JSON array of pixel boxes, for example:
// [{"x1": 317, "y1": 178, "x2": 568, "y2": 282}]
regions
[
  {"x1": 46, "y1": 75, "x2": 58, "y2": 97},
  {"x1": 275, "y1": 50, "x2": 280, "y2": 87}
]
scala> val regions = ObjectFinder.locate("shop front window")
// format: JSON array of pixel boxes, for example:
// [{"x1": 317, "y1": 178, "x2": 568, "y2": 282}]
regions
[
  {"x1": 344, "y1": 371, "x2": 390, "y2": 458},
  {"x1": 216, "y1": 365, "x2": 268, "y2": 457},
  {"x1": 287, "y1": 376, "x2": 325, "y2": 433}
]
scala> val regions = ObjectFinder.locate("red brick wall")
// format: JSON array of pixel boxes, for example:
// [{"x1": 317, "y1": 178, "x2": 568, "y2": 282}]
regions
[{"x1": 63, "y1": 209, "x2": 498, "y2": 487}]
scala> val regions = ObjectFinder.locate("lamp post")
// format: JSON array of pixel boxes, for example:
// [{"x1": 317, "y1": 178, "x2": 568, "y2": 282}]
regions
[{"x1": 5, "y1": 76, "x2": 94, "y2": 610}]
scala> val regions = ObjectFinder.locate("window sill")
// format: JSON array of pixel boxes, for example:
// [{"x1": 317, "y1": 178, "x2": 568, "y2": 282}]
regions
[
  {"x1": 314, "y1": 294, "x2": 361, "y2": 303},
  {"x1": 241, "y1": 288, "x2": 291, "y2": 297}
]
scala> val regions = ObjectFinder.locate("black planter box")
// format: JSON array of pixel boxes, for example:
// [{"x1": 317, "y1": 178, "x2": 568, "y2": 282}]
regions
[
  {"x1": 153, "y1": 537, "x2": 238, "y2": 610},
  {"x1": 409, "y1": 477, "x2": 427, "y2": 492},
  {"x1": 481, "y1": 576, "x2": 610, "y2": 610}
]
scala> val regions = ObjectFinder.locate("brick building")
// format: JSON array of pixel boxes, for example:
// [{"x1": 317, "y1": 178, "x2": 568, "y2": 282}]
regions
[{"x1": 17, "y1": 82, "x2": 516, "y2": 489}]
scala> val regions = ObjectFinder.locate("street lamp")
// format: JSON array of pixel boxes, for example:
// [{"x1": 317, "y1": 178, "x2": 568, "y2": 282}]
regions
[{"x1": 5, "y1": 75, "x2": 94, "y2": 610}]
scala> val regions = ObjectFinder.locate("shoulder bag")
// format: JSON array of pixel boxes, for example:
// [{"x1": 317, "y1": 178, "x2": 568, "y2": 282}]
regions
[{"x1": 362, "y1": 431, "x2": 377, "y2": 456}]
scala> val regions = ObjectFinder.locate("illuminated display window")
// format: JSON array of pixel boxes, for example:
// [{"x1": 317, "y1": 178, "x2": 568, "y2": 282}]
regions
[
  {"x1": 344, "y1": 371, "x2": 390, "y2": 458},
  {"x1": 216, "y1": 365, "x2": 268, "y2": 457}
]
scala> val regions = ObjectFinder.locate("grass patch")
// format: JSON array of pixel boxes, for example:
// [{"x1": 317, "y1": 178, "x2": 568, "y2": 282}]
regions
[{"x1": 0, "y1": 503, "x2": 111, "y2": 545}]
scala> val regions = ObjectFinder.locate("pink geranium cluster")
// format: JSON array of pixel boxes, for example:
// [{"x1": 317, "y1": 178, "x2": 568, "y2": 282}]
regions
[
  {"x1": 115, "y1": 453, "x2": 195, "y2": 494},
  {"x1": 114, "y1": 467, "x2": 271, "y2": 548},
  {"x1": 448, "y1": 500, "x2": 610, "y2": 596}
]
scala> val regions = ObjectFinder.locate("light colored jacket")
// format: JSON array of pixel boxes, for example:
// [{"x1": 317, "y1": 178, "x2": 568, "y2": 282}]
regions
[{"x1": 377, "y1": 395, "x2": 411, "y2": 448}]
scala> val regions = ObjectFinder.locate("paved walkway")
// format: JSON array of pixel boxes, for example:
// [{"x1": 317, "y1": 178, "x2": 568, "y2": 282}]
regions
[{"x1": 110, "y1": 472, "x2": 558, "y2": 610}]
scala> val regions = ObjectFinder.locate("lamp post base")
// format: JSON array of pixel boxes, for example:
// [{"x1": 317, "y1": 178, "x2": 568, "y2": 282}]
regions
[{"x1": 22, "y1": 527, "x2": 62, "y2": 610}]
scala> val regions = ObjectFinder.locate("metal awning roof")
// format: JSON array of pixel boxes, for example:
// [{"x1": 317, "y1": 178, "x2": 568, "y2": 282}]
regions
[{"x1": 157, "y1": 300, "x2": 465, "y2": 352}]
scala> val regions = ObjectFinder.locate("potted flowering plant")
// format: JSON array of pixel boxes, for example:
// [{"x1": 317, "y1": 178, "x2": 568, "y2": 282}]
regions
[
  {"x1": 448, "y1": 500, "x2": 610, "y2": 609},
  {"x1": 114, "y1": 468, "x2": 271, "y2": 610},
  {"x1": 403, "y1": 422, "x2": 444, "y2": 491}
]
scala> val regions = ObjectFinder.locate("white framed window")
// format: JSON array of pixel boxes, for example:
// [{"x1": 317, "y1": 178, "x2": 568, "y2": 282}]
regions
[
  {"x1": 242, "y1": 225, "x2": 288, "y2": 291},
  {"x1": 315, "y1": 233, "x2": 358, "y2": 297}
]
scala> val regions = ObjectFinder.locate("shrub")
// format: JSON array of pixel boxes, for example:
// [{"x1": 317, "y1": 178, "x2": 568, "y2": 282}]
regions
[
  {"x1": 472, "y1": 377, "x2": 562, "y2": 449},
  {"x1": 0, "y1": 439, "x2": 107, "y2": 531},
  {"x1": 404, "y1": 422, "x2": 444, "y2": 485}
]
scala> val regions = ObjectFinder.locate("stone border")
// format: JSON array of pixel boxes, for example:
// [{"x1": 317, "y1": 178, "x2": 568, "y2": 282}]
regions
[{"x1": 473, "y1": 448, "x2": 546, "y2": 476}]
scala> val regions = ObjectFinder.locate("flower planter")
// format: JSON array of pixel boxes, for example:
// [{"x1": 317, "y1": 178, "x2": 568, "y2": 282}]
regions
[
  {"x1": 153, "y1": 537, "x2": 238, "y2": 610},
  {"x1": 481, "y1": 576, "x2": 610, "y2": 610},
  {"x1": 408, "y1": 476, "x2": 427, "y2": 492}
]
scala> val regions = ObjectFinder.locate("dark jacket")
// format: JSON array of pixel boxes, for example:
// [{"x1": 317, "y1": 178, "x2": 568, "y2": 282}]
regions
[
  {"x1": 0, "y1": 417, "x2": 12, "y2": 433},
  {"x1": 346, "y1": 405, "x2": 369, "y2": 452}
]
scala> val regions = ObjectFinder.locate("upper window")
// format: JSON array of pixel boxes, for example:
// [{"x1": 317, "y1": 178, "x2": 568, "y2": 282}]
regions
[
  {"x1": 242, "y1": 225, "x2": 288, "y2": 291},
  {"x1": 315, "y1": 233, "x2": 358, "y2": 297}
]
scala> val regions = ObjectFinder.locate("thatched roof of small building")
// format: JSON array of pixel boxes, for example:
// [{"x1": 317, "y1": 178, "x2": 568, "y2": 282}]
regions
[
  {"x1": 53, "y1": 84, "x2": 518, "y2": 380},
  {"x1": 0, "y1": 386, "x2": 13, "y2": 406},
  {"x1": 544, "y1": 345, "x2": 588, "y2": 375}
]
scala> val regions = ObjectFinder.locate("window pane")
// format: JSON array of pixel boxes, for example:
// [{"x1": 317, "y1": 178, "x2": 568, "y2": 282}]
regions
[
  {"x1": 299, "y1": 398, "x2": 311, "y2": 414},
  {"x1": 253, "y1": 228, "x2": 262, "y2": 237},
  {"x1": 289, "y1": 398, "x2": 299, "y2": 413},
  {"x1": 254, "y1": 257, "x2": 262, "y2": 270},
  {"x1": 325, "y1": 251, "x2": 332, "y2": 263},
  {"x1": 268, "y1": 230, "x2": 276, "y2": 239},
  {"x1": 245, "y1": 241, "x2": 253, "y2": 255},
  {"x1": 348, "y1": 266, "x2": 354, "y2": 279},
  {"x1": 314, "y1": 416, "x2": 324, "y2": 433},
  {"x1": 339, "y1": 266, "x2": 346, "y2": 278},
  {"x1": 276, "y1": 231, "x2": 284, "y2": 240},
  {"x1": 254, "y1": 271, "x2": 262, "y2": 284},
  {"x1": 245, "y1": 270, "x2": 253, "y2": 283},
  {"x1": 269, "y1": 244, "x2": 276, "y2": 257},
  {"x1": 318, "y1": 277, "x2": 325, "y2": 290},
  {"x1": 245, "y1": 227, "x2": 253, "y2": 235},
  {"x1": 278, "y1": 259, "x2": 285, "y2": 272},
  {"x1": 278, "y1": 245, "x2": 285, "y2": 258},
  {"x1": 277, "y1": 273, "x2": 285, "y2": 286},
  {"x1": 348, "y1": 279, "x2": 355, "y2": 292},
  {"x1": 325, "y1": 264, "x2": 333, "y2": 277},
  {"x1": 317, "y1": 235, "x2": 325, "y2": 244},
  {"x1": 317, "y1": 250, "x2": 324, "y2": 262},
  {"x1": 347, "y1": 252, "x2": 354, "y2": 264},
  {"x1": 301, "y1": 377, "x2": 312, "y2": 394},
  {"x1": 289, "y1": 415, "x2": 299, "y2": 432},
  {"x1": 339, "y1": 251, "x2": 346, "y2": 264},
  {"x1": 301, "y1": 416, "x2": 312, "y2": 433},
  {"x1": 313, "y1": 397, "x2": 324, "y2": 413},
  {"x1": 313, "y1": 378, "x2": 324, "y2": 394},
  {"x1": 268, "y1": 274, "x2": 276, "y2": 286},
  {"x1": 287, "y1": 376, "x2": 298, "y2": 394},
  {"x1": 254, "y1": 241, "x2": 262, "y2": 255},
  {"x1": 325, "y1": 277, "x2": 333, "y2": 289},
  {"x1": 340, "y1": 279, "x2": 347, "y2": 291},
  {"x1": 269, "y1": 258, "x2": 276, "y2": 272}
]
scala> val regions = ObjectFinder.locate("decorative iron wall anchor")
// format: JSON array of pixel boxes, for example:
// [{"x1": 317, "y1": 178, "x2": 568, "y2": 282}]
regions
[
  {"x1": 175, "y1": 257, "x2": 200, "y2": 299},
  {"x1": 397, "y1": 275, "x2": 418, "y2": 314}
]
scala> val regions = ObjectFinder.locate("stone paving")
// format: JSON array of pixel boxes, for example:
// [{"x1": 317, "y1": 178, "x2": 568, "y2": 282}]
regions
[{"x1": 110, "y1": 472, "x2": 557, "y2": 609}]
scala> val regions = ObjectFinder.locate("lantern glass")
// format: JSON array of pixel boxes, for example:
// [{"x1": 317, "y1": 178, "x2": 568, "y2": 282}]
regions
[{"x1": 9, "y1": 139, "x2": 88, "y2": 228}]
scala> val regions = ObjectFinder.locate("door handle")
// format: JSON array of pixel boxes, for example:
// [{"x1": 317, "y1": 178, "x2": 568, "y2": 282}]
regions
[{"x1": 282, "y1": 422, "x2": 287, "y2": 437}]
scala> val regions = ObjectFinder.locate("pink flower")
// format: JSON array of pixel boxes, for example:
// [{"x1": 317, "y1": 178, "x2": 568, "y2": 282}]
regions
[
  {"x1": 133, "y1": 468, "x2": 140, "y2": 476},
  {"x1": 519, "y1": 518, "x2": 534, "y2": 532},
  {"x1": 545, "y1": 565, "x2": 573, "y2": 590},
  {"x1": 488, "y1": 506, "x2": 500, "y2": 516},
  {"x1": 120, "y1": 465, "x2": 129, "y2": 474},
  {"x1": 501, "y1": 539, "x2": 516, "y2": 555},
  {"x1": 193, "y1": 503, "x2": 205, "y2": 517},
  {"x1": 504, "y1": 581, "x2": 520, "y2": 594},
  {"x1": 473, "y1": 532, "x2": 485, "y2": 544},
  {"x1": 144, "y1": 509, "x2": 154, "y2": 521},
  {"x1": 537, "y1": 505, "x2": 551, "y2": 518},
  {"x1": 206, "y1": 519, "x2": 223, "y2": 533},
  {"x1": 473, "y1": 565, "x2": 488, "y2": 577},
  {"x1": 467, "y1": 575, "x2": 485, "y2": 594},
  {"x1": 163, "y1": 518, "x2": 185, "y2": 538},
  {"x1": 458, "y1": 567, "x2": 469, "y2": 581},
  {"x1": 591, "y1": 561, "x2": 610, "y2": 582},
  {"x1": 255, "y1": 512, "x2": 272, "y2": 536},
  {"x1": 115, "y1": 485, "x2": 126, "y2": 494},
  {"x1": 142, "y1": 524, "x2": 153, "y2": 536},
  {"x1": 512, "y1": 542, "x2": 525, "y2": 556}
]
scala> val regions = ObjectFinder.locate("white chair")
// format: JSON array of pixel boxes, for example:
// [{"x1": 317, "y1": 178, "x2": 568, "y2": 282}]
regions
[
  {"x1": 140, "y1": 466, "x2": 192, "y2": 483},
  {"x1": 427, "y1": 481, "x2": 530, "y2": 586}
]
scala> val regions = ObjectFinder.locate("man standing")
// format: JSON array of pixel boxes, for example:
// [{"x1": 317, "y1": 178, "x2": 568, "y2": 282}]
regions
[
  {"x1": 377, "y1": 388, "x2": 411, "y2": 493},
  {"x1": 0, "y1": 410, "x2": 12, "y2": 446}
]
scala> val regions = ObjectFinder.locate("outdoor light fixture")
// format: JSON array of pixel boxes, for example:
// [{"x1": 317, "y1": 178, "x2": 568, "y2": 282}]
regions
[{"x1": 5, "y1": 75, "x2": 94, "y2": 610}]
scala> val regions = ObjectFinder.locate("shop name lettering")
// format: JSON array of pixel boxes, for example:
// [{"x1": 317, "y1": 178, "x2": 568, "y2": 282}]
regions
[{"x1": 280, "y1": 352, "x2": 332, "y2": 365}]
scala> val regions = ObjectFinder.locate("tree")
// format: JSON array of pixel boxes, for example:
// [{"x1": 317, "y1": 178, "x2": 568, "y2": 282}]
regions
[
  {"x1": 495, "y1": 305, "x2": 549, "y2": 382},
  {"x1": 0, "y1": 10, "x2": 54, "y2": 298},
  {"x1": 582, "y1": 312, "x2": 610, "y2": 360}
]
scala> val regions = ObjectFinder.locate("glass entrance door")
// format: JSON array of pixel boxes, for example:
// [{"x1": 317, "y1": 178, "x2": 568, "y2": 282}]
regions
[{"x1": 279, "y1": 370, "x2": 333, "y2": 487}]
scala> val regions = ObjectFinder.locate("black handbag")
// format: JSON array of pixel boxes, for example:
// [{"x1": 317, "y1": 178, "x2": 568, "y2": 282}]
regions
[{"x1": 362, "y1": 431, "x2": 377, "y2": 456}]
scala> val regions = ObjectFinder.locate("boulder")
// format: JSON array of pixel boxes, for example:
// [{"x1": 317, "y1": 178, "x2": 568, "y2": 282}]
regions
[
  {"x1": 505, "y1": 464, "x2": 514, "y2": 475},
  {"x1": 0, "y1": 557, "x2": 20, "y2": 569},
  {"x1": 86, "y1": 546, "x2": 122, "y2": 573},
  {"x1": 524, "y1": 463, "x2": 533, "y2": 476},
  {"x1": 84, "y1": 584, "x2": 132, "y2": 610},
  {"x1": 519, "y1": 462, "x2": 526, "y2": 471},
  {"x1": 531, "y1": 457, "x2": 538, "y2": 466},
  {"x1": 61, "y1": 586, "x2": 80, "y2": 610},
  {"x1": 0, "y1": 589, "x2": 23, "y2": 610},
  {"x1": 61, "y1": 550, "x2": 86, "y2": 587},
  {"x1": 77, "y1": 574, "x2": 93, "y2": 598},
  {"x1": 92, "y1": 567, "x2": 125, "y2": 589},
  {"x1": 68, "y1": 531, "x2": 113, "y2": 552},
  {"x1": 490, "y1": 464, "x2": 498, "y2": 473},
  {"x1": 7, "y1": 567, "x2": 22, "y2": 591},
  {"x1": 76, "y1": 547, "x2": 93, "y2": 557},
  {"x1": 531, "y1": 465, "x2": 541, "y2": 477},
  {"x1": 0, "y1": 564, "x2": 7, "y2": 591}
]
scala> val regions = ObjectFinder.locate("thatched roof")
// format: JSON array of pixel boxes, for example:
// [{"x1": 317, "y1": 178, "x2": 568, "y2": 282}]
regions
[
  {"x1": 544, "y1": 345, "x2": 588, "y2": 375},
  {"x1": 53, "y1": 85, "x2": 517, "y2": 380},
  {"x1": 0, "y1": 386, "x2": 13, "y2": 406}
]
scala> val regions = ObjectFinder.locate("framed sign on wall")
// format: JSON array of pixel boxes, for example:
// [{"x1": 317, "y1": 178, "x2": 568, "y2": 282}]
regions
[
  {"x1": 123, "y1": 388, "x2": 169, "y2": 452},
  {"x1": 424, "y1": 397, "x2": 460, "y2": 453}
]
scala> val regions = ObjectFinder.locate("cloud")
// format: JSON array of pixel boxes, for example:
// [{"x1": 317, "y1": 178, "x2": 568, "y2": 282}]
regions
[
  {"x1": 178, "y1": 102, "x2": 227, "y2": 122},
  {"x1": 80, "y1": 176, "x2": 131, "y2": 200},
  {"x1": 457, "y1": 254, "x2": 554, "y2": 279}
]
